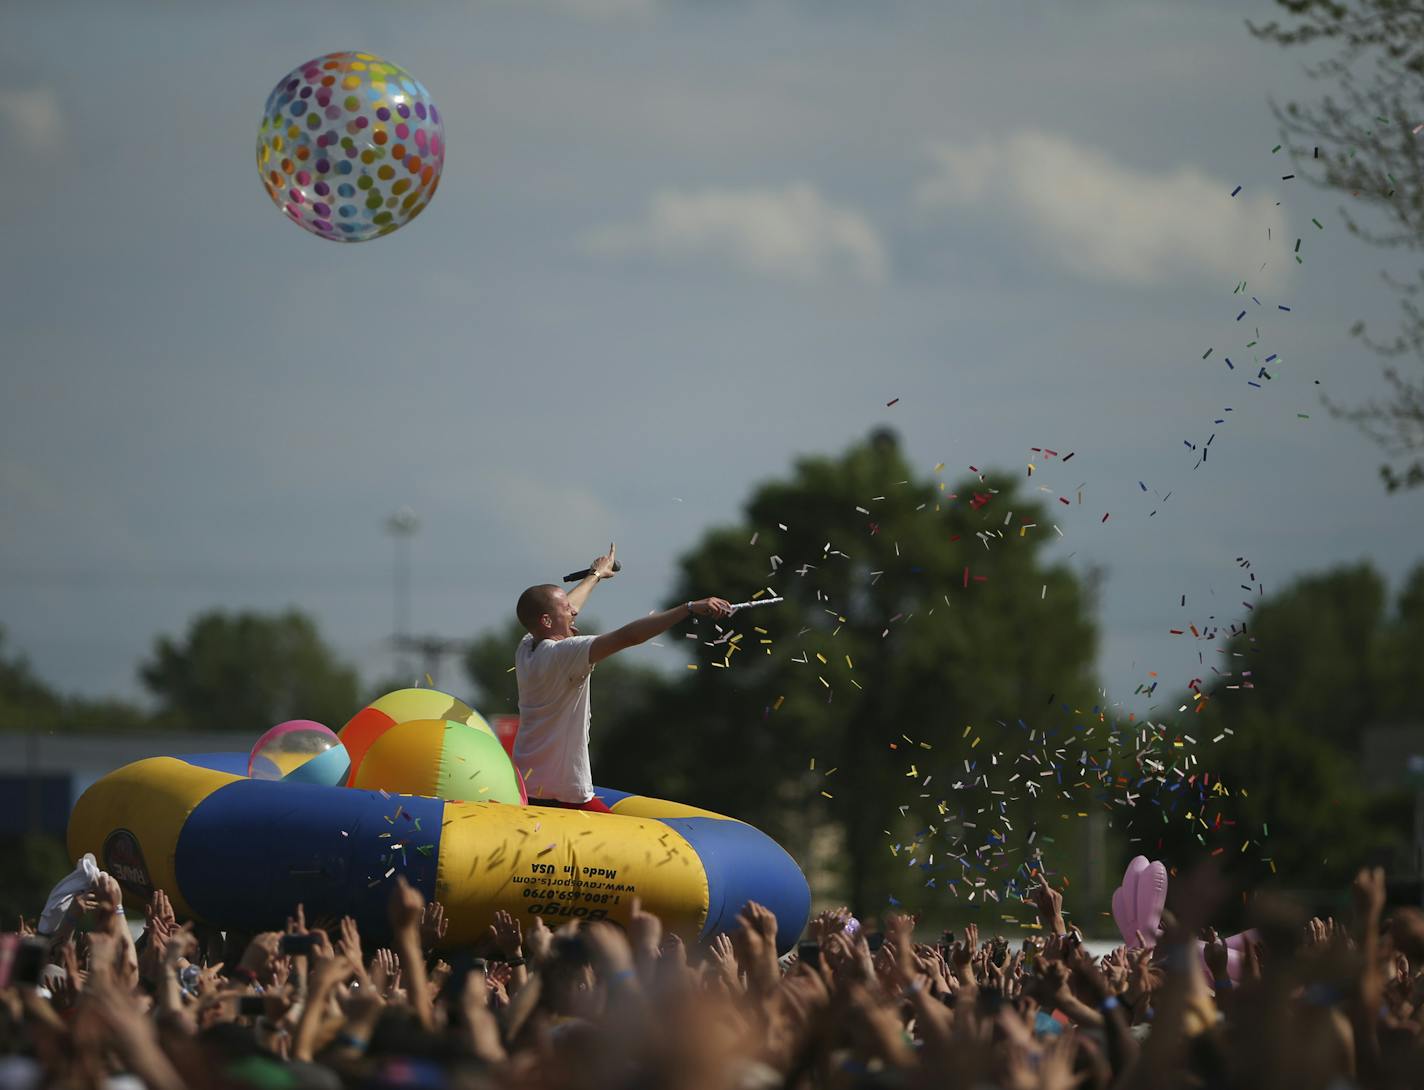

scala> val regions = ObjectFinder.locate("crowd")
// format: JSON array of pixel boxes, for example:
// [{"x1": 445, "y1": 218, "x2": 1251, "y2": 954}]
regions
[{"x1": 3, "y1": 861, "x2": 1424, "y2": 1090}]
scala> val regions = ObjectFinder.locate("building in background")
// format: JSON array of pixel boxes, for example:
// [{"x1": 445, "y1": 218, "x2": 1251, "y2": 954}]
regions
[{"x1": 0, "y1": 733, "x2": 257, "y2": 840}]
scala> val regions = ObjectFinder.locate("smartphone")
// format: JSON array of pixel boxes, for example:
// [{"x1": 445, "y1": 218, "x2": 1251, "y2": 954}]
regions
[
  {"x1": 939, "y1": 930, "x2": 955, "y2": 958},
  {"x1": 0, "y1": 935, "x2": 47, "y2": 989},
  {"x1": 238, "y1": 995, "x2": 266, "y2": 1017},
  {"x1": 280, "y1": 933, "x2": 322, "y2": 956},
  {"x1": 866, "y1": 932, "x2": 886, "y2": 954},
  {"x1": 992, "y1": 941, "x2": 1008, "y2": 968},
  {"x1": 796, "y1": 940, "x2": 821, "y2": 970}
]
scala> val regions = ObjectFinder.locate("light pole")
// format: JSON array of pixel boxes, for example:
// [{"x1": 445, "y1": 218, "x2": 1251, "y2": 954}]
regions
[{"x1": 385, "y1": 507, "x2": 419, "y2": 677}]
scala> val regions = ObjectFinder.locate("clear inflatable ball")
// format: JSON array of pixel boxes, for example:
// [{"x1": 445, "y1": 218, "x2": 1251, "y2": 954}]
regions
[{"x1": 248, "y1": 720, "x2": 348, "y2": 785}]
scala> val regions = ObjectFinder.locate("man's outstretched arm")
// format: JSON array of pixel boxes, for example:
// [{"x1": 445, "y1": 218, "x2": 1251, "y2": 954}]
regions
[
  {"x1": 589, "y1": 597, "x2": 732, "y2": 665},
  {"x1": 567, "y1": 544, "x2": 617, "y2": 612}
]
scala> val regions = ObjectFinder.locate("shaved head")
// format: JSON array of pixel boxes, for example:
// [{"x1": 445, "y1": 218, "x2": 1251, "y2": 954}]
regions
[{"x1": 517, "y1": 584, "x2": 564, "y2": 634}]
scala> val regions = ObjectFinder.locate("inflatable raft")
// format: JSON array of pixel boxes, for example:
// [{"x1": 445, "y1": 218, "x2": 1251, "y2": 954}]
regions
[{"x1": 67, "y1": 752, "x2": 810, "y2": 952}]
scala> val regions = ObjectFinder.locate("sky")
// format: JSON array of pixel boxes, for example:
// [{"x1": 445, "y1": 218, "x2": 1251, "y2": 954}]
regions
[{"x1": 2, "y1": 0, "x2": 1419, "y2": 720}]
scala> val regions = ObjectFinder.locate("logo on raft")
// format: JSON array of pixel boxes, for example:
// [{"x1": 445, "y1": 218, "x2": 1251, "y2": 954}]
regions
[
  {"x1": 525, "y1": 904, "x2": 607, "y2": 922},
  {"x1": 102, "y1": 829, "x2": 154, "y2": 898}
]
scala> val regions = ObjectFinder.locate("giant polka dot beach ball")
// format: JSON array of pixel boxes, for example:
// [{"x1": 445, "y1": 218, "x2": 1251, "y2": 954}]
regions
[{"x1": 257, "y1": 51, "x2": 444, "y2": 242}]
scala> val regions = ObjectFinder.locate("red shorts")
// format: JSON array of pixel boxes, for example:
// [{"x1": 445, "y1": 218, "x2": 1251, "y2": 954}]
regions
[{"x1": 528, "y1": 795, "x2": 613, "y2": 814}]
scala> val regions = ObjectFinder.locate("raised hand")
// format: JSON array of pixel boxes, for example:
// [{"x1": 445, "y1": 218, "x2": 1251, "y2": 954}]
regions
[
  {"x1": 884, "y1": 912, "x2": 916, "y2": 942},
  {"x1": 582, "y1": 920, "x2": 636, "y2": 977},
  {"x1": 488, "y1": 909, "x2": 523, "y2": 959},
  {"x1": 627, "y1": 897, "x2": 663, "y2": 962},
  {"x1": 420, "y1": 900, "x2": 448, "y2": 950},
  {"x1": 138, "y1": 929, "x2": 170, "y2": 986},
  {"x1": 523, "y1": 913, "x2": 553, "y2": 964},
  {"x1": 1352, "y1": 866, "x2": 1388, "y2": 926},
  {"x1": 151, "y1": 889, "x2": 177, "y2": 933},
  {"x1": 592, "y1": 544, "x2": 617, "y2": 580},
  {"x1": 1123, "y1": 946, "x2": 1162, "y2": 1008},
  {"x1": 915, "y1": 944, "x2": 953, "y2": 996},
  {"x1": 1030, "y1": 872, "x2": 1066, "y2": 934},
  {"x1": 808, "y1": 906, "x2": 852, "y2": 943},
  {"x1": 705, "y1": 932, "x2": 740, "y2": 989},
  {"x1": 196, "y1": 960, "x2": 226, "y2": 997},
  {"x1": 964, "y1": 922, "x2": 980, "y2": 955},
  {"x1": 732, "y1": 902, "x2": 779, "y2": 995},
  {"x1": 94, "y1": 873, "x2": 125, "y2": 925},
  {"x1": 1068, "y1": 946, "x2": 1113, "y2": 1005},
  {"x1": 745, "y1": 901, "x2": 779, "y2": 949},
  {"x1": 162, "y1": 925, "x2": 197, "y2": 968},
  {"x1": 388, "y1": 876, "x2": 426, "y2": 935},
  {"x1": 336, "y1": 916, "x2": 364, "y2": 966},
  {"x1": 370, "y1": 948, "x2": 401, "y2": 997}
]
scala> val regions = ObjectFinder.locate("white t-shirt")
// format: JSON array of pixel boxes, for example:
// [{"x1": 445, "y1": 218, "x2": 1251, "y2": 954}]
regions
[{"x1": 513, "y1": 633, "x2": 598, "y2": 803}]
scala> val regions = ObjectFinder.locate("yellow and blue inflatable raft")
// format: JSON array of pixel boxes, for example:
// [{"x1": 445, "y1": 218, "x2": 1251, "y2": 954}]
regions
[{"x1": 67, "y1": 752, "x2": 810, "y2": 952}]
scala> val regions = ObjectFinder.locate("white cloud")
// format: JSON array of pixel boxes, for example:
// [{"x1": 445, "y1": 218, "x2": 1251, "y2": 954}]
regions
[
  {"x1": 582, "y1": 183, "x2": 888, "y2": 286},
  {"x1": 0, "y1": 87, "x2": 63, "y2": 154},
  {"x1": 915, "y1": 131, "x2": 1289, "y2": 290}
]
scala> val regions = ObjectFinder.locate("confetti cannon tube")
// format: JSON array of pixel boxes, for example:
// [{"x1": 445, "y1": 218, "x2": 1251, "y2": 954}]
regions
[{"x1": 67, "y1": 754, "x2": 810, "y2": 952}]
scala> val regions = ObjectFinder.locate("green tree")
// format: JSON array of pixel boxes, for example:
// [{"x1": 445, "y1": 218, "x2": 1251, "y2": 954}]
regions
[
  {"x1": 1131, "y1": 562, "x2": 1424, "y2": 895},
  {"x1": 0, "y1": 627, "x2": 63, "y2": 732},
  {"x1": 1250, "y1": 1, "x2": 1424, "y2": 490},
  {"x1": 658, "y1": 430, "x2": 1101, "y2": 911},
  {"x1": 0, "y1": 627, "x2": 151, "y2": 734},
  {"x1": 140, "y1": 609, "x2": 360, "y2": 732},
  {"x1": 0, "y1": 833, "x2": 73, "y2": 925}
]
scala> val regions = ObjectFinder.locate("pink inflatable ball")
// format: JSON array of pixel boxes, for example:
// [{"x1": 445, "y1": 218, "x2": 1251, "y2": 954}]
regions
[{"x1": 248, "y1": 720, "x2": 343, "y2": 780}]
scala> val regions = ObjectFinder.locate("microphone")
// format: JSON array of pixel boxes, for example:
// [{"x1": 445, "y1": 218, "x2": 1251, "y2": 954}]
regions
[{"x1": 563, "y1": 560, "x2": 622, "y2": 582}]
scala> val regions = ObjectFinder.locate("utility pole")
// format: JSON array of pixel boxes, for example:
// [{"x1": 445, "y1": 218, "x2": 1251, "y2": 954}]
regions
[{"x1": 385, "y1": 508, "x2": 419, "y2": 678}]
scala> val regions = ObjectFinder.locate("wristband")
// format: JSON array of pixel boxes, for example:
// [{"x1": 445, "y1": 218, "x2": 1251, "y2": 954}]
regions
[
  {"x1": 336, "y1": 1033, "x2": 368, "y2": 1053},
  {"x1": 1215, "y1": 978, "x2": 1233, "y2": 991},
  {"x1": 502, "y1": 957, "x2": 527, "y2": 967},
  {"x1": 611, "y1": 968, "x2": 637, "y2": 984},
  {"x1": 686, "y1": 602, "x2": 696, "y2": 617},
  {"x1": 1099, "y1": 996, "x2": 1121, "y2": 1012}
]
